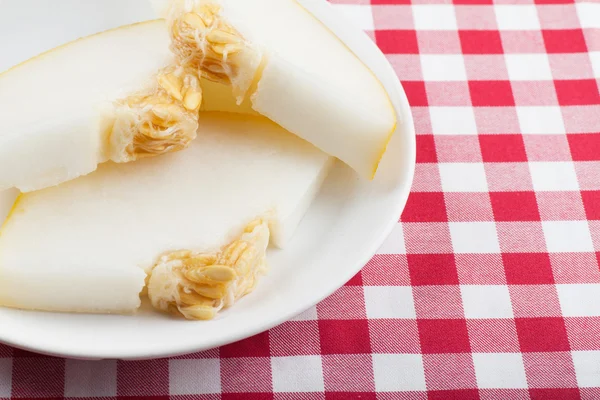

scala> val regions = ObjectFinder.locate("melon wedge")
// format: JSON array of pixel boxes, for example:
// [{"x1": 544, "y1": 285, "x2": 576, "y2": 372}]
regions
[
  {"x1": 159, "y1": 0, "x2": 397, "y2": 179},
  {"x1": 0, "y1": 0, "x2": 395, "y2": 193},
  {"x1": 0, "y1": 21, "x2": 202, "y2": 193},
  {"x1": 0, "y1": 113, "x2": 333, "y2": 318}
]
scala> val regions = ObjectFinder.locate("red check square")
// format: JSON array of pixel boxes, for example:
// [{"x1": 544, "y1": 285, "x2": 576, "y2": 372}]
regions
[
  {"x1": 224, "y1": 394, "x2": 272, "y2": 400},
  {"x1": 503, "y1": 253, "x2": 554, "y2": 284},
  {"x1": 582, "y1": 191, "x2": 600, "y2": 220},
  {"x1": 469, "y1": 81, "x2": 515, "y2": 106},
  {"x1": 403, "y1": 81, "x2": 428, "y2": 107},
  {"x1": 543, "y1": 29, "x2": 587, "y2": 53},
  {"x1": 326, "y1": 393, "x2": 376, "y2": 400},
  {"x1": 429, "y1": 390, "x2": 480, "y2": 400},
  {"x1": 375, "y1": 30, "x2": 419, "y2": 54},
  {"x1": 480, "y1": 135, "x2": 527, "y2": 162},
  {"x1": 529, "y1": 389, "x2": 581, "y2": 400},
  {"x1": 0, "y1": 344, "x2": 12, "y2": 357},
  {"x1": 319, "y1": 320, "x2": 371, "y2": 354},
  {"x1": 418, "y1": 319, "x2": 471, "y2": 354},
  {"x1": 345, "y1": 272, "x2": 363, "y2": 286},
  {"x1": 460, "y1": 30, "x2": 503, "y2": 54},
  {"x1": 221, "y1": 331, "x2": 270, "y2": 358},
  {"x1": 490, "y1": 192, "x2": 541, "y2": 221},
  {"x1": 402, "y1": 192, "x2": 448, "y2": 222},
  {"x1": 555, "y1": 79, "x2": 600, "y2": 105},
  {"x1": 480, "y1": 389, "x2": 530, "y2": 399},
  {"x1": 515, "y1": 317, "x2": 570, "y2": 352},
  {"x1": 408, "y1": 253, "x2": 458, "y2": 285},
  {"x1": 12, "y1": 358, "x2": 65, "y2": 398},
  {"x1": 568, "y1": 133, "x2": 600, "y2": 161},
  {"x1": 416, "y1": 135, "x2": 437, "y2": 163},
  {"x1": 117, "y1": 360, "x2": 169, "y2": 397}
]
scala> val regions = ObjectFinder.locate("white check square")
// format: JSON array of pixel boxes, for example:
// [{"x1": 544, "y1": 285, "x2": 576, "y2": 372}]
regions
[
  {"x1": 65, "y1": 360, "x2": 117, "y2": 397},
  {"x1": 331, "y1": 4, "x2": 375, "y2": 31},
  {"x1": 439, "y1": 163, "x2": 488, "y2": 193},
  {"x1": 529, "y1": 162, "x2": 579, "y2": 191},
  {"x1": 377, "y1": 223, "x2": 406, "y2": 254},
  {"x1": 413, "y1": 5, "x2": 457, "y2": 30},
  {"x1": 461, "y1": 285, "x2": 513, "y2": 319},
  {"x1": 542, "y1": 221, "x2": 594, "y2": 253},
  {"x1": 573, "y1": 351, "x2": 600, "y2": 387},
  {"x1": 495, "y1": 5, "x2": 540, "y2": 30},
  {"x1": 517, "y1": 106, "x2": 565, "y2": 135},
  {"x1": 373, "y1": 354, "x2": 427, "y2": 391},
  {"x1": 430, "y1": 107, "x2": 478, "y2": 136},
  {"x1": 421, "y1": 55, "x2": 467, "y2": 81},
  {"x1": 272, "y1": 356, "x2": 324, "y2": 392},
  {"x1": 169, "y1": 359, "x2": 221, "y2": 395},
  {"x1": 364, "y1": 286, "x2": 416, "y2": 319},
  {"x1": 557, "y1": 284, "x2": 600, "y2": 317},
  {"x1": 0, "y1": 359, "x2": 11, "y2": 397},
  {"x1": 576, "y1": 3, "x2": 600, "y2": 29},
  {"x1": 473, "y1": 353, "x2": 528, "y2": 389},
  {"x1": 505, "y1": 54, "x2": 552, "y2": 81},
  {"x1": 450, "y1": 222, "x2": 500, "y2": 254}
]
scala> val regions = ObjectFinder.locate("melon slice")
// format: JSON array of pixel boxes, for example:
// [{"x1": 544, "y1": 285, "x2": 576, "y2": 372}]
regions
[
  {"x1": 0, "y1": 113, "x2": 333, "y2": 318},
  {"x1": 0, "y1": 21, "x2": 203, "y2": 193},
  {"x1": 158, "y1": 0, "x2": 397, "y2": 179},
  {"x1": 0, "y1": 0, "x2": 395, "y2": 193}
]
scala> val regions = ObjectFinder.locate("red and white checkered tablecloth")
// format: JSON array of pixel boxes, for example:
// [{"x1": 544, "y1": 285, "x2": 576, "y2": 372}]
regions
[{"x1": 2, "y1": 0, "x2": 600, "y2": 398}]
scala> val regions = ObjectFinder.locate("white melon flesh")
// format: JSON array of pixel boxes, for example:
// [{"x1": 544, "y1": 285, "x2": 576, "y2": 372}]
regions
[
  {"x1": 0, "y1": 21, "x2": 178, "y2": 192},
  {"x1": 0, "y1": 113, "x2": 332, "y2": 314},
  {"x1": 160, "y1": 0, "x2": 397, "y2": 179}
]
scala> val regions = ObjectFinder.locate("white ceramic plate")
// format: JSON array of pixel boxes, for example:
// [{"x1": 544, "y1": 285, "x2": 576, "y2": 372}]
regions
[{"x1": 0, "y1": 0, "x2": 415, "y2": 360}]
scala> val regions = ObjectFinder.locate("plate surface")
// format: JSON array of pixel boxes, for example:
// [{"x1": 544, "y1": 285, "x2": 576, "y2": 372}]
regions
[{"x1": 0, "y1": 0, "x2": 415, "y2": 359}]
